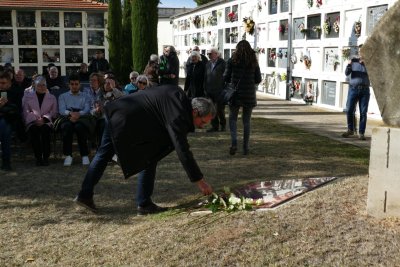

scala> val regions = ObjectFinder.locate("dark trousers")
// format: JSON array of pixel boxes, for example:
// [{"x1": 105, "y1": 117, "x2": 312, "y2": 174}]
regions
[
  {"x1": 61, "y1": 120, "x2": 89, "y2": 156},
  {"x1": 78, "y1": 119, "x2": 157, "y2": 207},
  {"x1": 0, "y1": 117, "x2": 12, "y2": 162},
  {"x1": 210, "y1": 99, "x2": 226, "y2": 130},
  {"x1": 28, "y1": 124, "x2": 51, "y2": 160}
]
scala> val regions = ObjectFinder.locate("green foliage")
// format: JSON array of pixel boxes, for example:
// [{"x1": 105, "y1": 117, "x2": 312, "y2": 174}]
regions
[
  {"x1": 120, "y1": 0, "x2": 133, "y2": 84},
  {"x1": 108, "y1": 0, "x2": 122, "y2": 80},
  {"x1": 194, "y1": 0, "x2": 214, "y2": 5},
  {"x1": 131, "y1": 0, "x2": 158, "y2": 73}
]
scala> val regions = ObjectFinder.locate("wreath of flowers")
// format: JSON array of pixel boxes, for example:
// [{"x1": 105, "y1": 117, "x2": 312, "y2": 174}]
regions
[
  {"x1": 294, "y1": 80, "x2": 301, "y2": 90},
  {"x1": 303, "y1": 55, "x2": 311, "y2": 69},
  {"x1": 229, "y1": 31, "x2": 238, "y2": 38},
  {"x1": 278, "y1": 24, "x2": 288, "y2": 34},
  {"x1": 323, "y1": 18, "x2": 331, "y2": 35},
  {"x1": 354, "y1": 20, "x2": 362, "y2": 37},
  {"x1": 307, "y1": 0, "x2": 313, "y2": 8},
  {"x1": 277, "y1": 49, "x2": 283, "y2": 59},
  {"x1": 228, "y1": 11, "x2": 236, "y2": 22},
  {"x1": 280, "y1": 72, "x2": 287, "y2": 82},
  {"x1": 341, "y1": 47, "x2": 351, "y2": 60},
  {"x1": 254, "y1": 47, "x2": 265, "y2": 54},
  {"x1": 316, "y1": 0, "x2": 322, "y2": 7},
  {"x1": 192, "y1": 15, "x2": 201, "y2": 28},
  {"x1": 269, "y1": 49, "x2": 276, "y2": 61},
  {"x1": 207, "y1": 15, "x2": 217, "y2": 26},
  {"x1": 298, "y1": 23, "x2": 307, "y2": 34},
  {"x1": 243, "y1": 17, "x2": 255, "y2": 35},
  {"x1": 312, "y1": 25, "x2": 322, "y2": 34},
  {"x1": 333, "y1": 16, "x2": 340, "y2": 33},
  {"x1": 192, "y1": 37, "x2": 200, "y2": 45}
]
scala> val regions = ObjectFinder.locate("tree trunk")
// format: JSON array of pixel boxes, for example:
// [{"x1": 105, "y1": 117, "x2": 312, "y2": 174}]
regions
[
  {"x1": 131, "y1": 0, "x2": 158, "y2": 74},
  {"x1": 107, "y1": 0, "x2": 122, "y2": 80},
  {"x1": 120, "y1": 0, "x2": 133, "y2": 84}
]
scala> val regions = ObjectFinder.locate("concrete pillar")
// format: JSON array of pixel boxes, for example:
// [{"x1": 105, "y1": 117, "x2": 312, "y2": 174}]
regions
[{"x1": 367, "y1": 127, "x2": 400, "y2": 218}]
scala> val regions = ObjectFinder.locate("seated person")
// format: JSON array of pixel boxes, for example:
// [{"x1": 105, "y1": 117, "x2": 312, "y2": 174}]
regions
[
  {"x1": 123, "y1": 71, "x2": 139, "y2": 94},
  {"x1": 0, "y1": 71, "x2": 24, "y2": 171},
  {"x1": 58, "y1": 74, "x2": 93, "y2": 166},
  {"x1": 22, "y1": 76, "x2": 57, "y2": 166},
  {"x1": 136, "y1": 75, "x2": 149, "y2": 91},
  {"x1": 83, "y1": 72, "x2": 104, "y2": 108},
  {"x1": 47, "y1": 66, "x2": 68, "y2": 101},
  {"x1": 91, "y1": 76, "x2": 124, "y2": 147}
]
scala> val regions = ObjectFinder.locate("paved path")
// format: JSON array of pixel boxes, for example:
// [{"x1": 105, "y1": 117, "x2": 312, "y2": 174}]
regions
[{"x1": 253, "y1": 94, "x2": 384, "y2": 150}]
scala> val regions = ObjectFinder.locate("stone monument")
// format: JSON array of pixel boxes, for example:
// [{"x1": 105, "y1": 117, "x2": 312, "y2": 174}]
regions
[{"x1": 362, "y1": 1, "x2": 400, "y2": 218}]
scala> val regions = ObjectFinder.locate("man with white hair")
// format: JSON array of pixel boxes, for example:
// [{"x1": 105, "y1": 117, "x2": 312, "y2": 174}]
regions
[
  {"x1": 185, "y1": 46, "x2": 208, "y2": 75},
  {"x1": 204, "y1": 47, "x2": 227, "y2": 132}
]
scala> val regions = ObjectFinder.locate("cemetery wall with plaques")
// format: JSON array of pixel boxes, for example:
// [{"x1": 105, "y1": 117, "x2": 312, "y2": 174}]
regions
[
  {"x1": 171, "y1": 0, "x2": 397, "y2": 117},
  {"x1": 0, "y1": 9, "x2": 107, "y2": 77}
]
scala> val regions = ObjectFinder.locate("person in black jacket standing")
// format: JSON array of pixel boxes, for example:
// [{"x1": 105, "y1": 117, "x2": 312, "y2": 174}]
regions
[
  {"x1": 184, "y1": 51, "x2": 205, "y2": 99},
  {"x1": 74, "y1": 85, "x2": 215, "y2": 215},
  {"x1": 204, "y1": 48, "x2": 226, "y2": 132},
  {"x1": 159, "y1": 46, "x2": 180, "y2": 86},
  {"x1": 223, "y1": 40, "x2": 261, "y2": 155}
]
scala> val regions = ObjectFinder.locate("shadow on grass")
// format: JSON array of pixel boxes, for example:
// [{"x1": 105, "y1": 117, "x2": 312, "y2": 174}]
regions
[{"x1": 0, "y1": 118, "x2": 369, "y2": 225}]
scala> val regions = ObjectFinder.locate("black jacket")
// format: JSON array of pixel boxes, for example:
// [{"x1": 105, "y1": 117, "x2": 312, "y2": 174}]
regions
[
  {"x1": 184, "y1": 61, "x2": 205, "y2": 98},
  {"x1": 104, "y1": 85, "x2": 203, "y2": 182},
  {"x1": 223, "y1": 58, "x2": 262, "y2": 107},
  {"x1": 204, "y1": 58, "x2": 226, "y2": 97},
  {"x1": 159, "y1": 53, "x2": 180, "y2": 86}
]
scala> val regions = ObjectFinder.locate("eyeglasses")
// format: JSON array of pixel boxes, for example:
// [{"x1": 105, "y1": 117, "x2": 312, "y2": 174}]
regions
[{"x1": 137, "y1": 81, "x2": 147, "y2": 85}]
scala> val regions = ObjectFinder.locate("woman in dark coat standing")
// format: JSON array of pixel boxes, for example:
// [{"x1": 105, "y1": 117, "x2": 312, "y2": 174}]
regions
[
  {"x1": 223, "y1": 40, "x2": 261, "y2": 155},
  {"x1": 184, "y1": 51, "x2": 205, "y2": 99}
]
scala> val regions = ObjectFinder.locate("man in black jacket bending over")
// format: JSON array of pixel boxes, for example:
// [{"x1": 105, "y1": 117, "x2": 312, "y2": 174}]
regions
[{"x1": 74, "y1": 84, "x2": 215, "y2": 215}]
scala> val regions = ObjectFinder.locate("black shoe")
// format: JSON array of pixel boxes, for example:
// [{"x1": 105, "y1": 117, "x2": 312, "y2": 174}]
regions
[
  {"x1": 42, "y1": 158, "x2": 49, "y2": 166},
  {"x1": 74, "y1": 196, "x2": 97, "y2": 213},
  {"x1": 1, "y1": 161, "x2": 12, "y2": 171},
  {"x1": 220, "y1": 126, "x2": 226, "y2": 132},
  {"x1": 36, "y1": 159, "x2": 43, "y2": 166},
  {"x1": 206, "y1": 128, "x2": 219, "y2": 133},
  {"x1": 229, "y1": 146, "x2": 237, "y2": 155},
  {"x1": 137, "y1": 202, "x2": 168, "y2": 216}
]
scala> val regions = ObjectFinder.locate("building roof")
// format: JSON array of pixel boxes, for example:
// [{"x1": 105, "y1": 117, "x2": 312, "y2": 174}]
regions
[
  {"x1": 171, "y1": 0, "x2": 230, "y2": 19},
  {"x1": 158, "y1": 7, "x2": 193, "y2": 19},
  {"x1": 0, "y1": 0, "x2": 108, "y2": 11}
]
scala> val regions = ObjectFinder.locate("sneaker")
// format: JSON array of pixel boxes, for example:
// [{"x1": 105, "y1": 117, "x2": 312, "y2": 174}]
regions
[
  {"x1": 74, "y1": 196, "x2": 97, "y2": 213},
  {"x1": 111, "y1": 154, "x2": 118, "y2": 163},
  {"x1": 359, "y1": 134, "x2": 366, "y2": 140},
  {"x1": 63, "y1": 156, "x2": 73, "y2": 166},
  {"x1": 341, "y1": 130, "x2": 354, "y2": 138},
  {"x1": 137, "y1": 202, "x2": 168, "y2": 216},
  {"x1": 82, "y1": 156, "x2": 90, "y2": 166}
]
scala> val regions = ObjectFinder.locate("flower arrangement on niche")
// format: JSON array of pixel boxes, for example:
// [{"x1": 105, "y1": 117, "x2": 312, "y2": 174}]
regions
[
  {"x1": 192, "y1": 15, "x2": 201, "y2": 28},
  {"x1": 269, "y1": 49, "x2": 276, "y2": 61},
  {"x1": 333, "y1": 16, "x2": 340, "y2": 33},
  {"x1": 307, "y1": 0, "x2": 313, "y2": 8},
  {"x1": 298, "y1": 23, "x2": 308, "y2": 34},
  {"x1": 207, "y1": 15, "x2": 217, "y2": 26},
  {"x1": 254, "y1": 47, "x2": 265, "y2": 54},
  {"x1": 323, "y1": 18, "x2": 331, "y2": 35},
  {"x1": 280, "y1": 72, "x2": 287, "y2": 82},
  {"x1": 228, "y1": 11, "x2": 237, "y2": 22},
  {"x1": 278, "y1": 24, "x2": 288, "y2": 34},
  {"x1": 312, "y1": 26, "x2": 322, "y2": 34},
  {"x1": 316, "y1": 0, "x2": 322, "y2": 7},
  {"x1": 341, "y1": 47, "x2": 351, "y2": 60},
  {"x1": 243, "y1": 17, "x2": 255, "y2": 35},
  {"x1": 303, "y1": 55, "x2": 311, "y2": 69},
  {"x1": 291, "y1": 53, "x2": 297, "y2": 64},
  {"x1": 354, "y1": 20, "x2": 362, "y2": 37},
  {"x1": 192, "y1": 37, "x2": 200, "y2": 45}
]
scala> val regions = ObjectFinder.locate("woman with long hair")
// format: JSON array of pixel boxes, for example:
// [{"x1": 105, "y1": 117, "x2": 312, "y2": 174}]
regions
[{"x1": 223, "y1": 40, "x2": 261, "y2": 155}]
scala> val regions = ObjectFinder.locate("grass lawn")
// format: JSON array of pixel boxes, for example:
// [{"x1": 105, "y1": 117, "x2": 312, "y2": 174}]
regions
[{"x1": 1, "y1": 117, "x2": 399, "y2": 266}]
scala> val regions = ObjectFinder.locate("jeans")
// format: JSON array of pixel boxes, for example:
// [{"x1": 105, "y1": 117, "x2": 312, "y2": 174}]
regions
[
  {"x1": 78, "y1": 119, "x2": 157, "y2": 207},
  {"x1": 229, "y1": 105, "x2": 253, "y2": 150},
  {"x1": 61, "y1": 120, "x2": 89, "y2": 156},
  {"x1": 346, "y1": 86, "x2": 370, "y2": 134},
  {"x1": 0, "y1": 117, "x2": 12, "y2": 162}
]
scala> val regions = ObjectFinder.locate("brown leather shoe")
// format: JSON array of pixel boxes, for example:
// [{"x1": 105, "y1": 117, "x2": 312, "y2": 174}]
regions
[{"x1": 74, "y1": 196, "x2": 97, "y2": 213}]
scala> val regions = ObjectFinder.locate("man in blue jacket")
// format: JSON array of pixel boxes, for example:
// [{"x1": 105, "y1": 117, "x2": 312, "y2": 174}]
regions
[
  {"x1": 74, "y1": 84, "x2": 215, "y2": 215},
  {"x1": 342, "y1": 45, "x2": 370, "y2": 140}
]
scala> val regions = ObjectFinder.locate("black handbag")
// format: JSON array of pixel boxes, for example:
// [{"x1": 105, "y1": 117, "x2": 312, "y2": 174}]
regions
[{"x1": 219, "y1": 73, "x2": 244, "y2": 105}]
